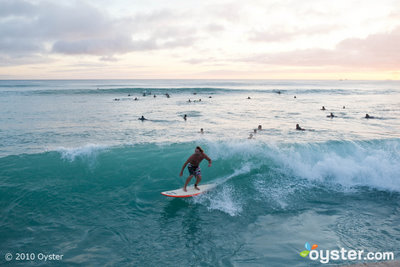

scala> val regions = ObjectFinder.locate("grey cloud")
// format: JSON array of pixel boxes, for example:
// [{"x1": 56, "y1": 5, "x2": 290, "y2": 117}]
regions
[
  {"x1": 0, "y1": 0, "x2": 36, "y2": 16},
  {"x1": 0, "y1": 0, "x2": 198, "y2": 65}
]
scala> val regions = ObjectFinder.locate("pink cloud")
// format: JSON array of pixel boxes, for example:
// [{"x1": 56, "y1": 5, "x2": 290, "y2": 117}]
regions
[{"x1": 245, "y1": 26, "x2": 400, "y2": 70}]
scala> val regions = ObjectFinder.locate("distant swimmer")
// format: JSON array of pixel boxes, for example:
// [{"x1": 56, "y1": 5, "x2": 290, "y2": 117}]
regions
[
  {"x1": 138, "y1": 115, "x2": 147, "y2": 121},
  {"x1": 188, "y1": 99, "x2": 191, "y2": 103},
  {"x1": 209, "y1": 96, "x2": 212, "y2": 98},
  {"x1": 154, "y1": 94, "x2": 156, "y2": 98},
  {"x1": 253, "y1": 129, "x2": 257, "y2": 134},
  {"x1": 114, "y1": 98, "x2": 120, "y2": 101},
  {"x1": 258, "y1": 125, "x2": 262, "y2": 130},
  {"x1": 321, "y1": 106, "x2": 326, "y2": 110},
  {"x1": 200, "y1": 128, "x2": 204, "y2": 134},
  {"x1": 296, "y1": 124, "x2": 305, "y2": 131},
  {"x1": 134, "y1": 97, "x2": 138, "y2": 101},
  {"x1": 143, "y1": 93, "x2": 146, "y2": 97},
  {"x1": 199, "y1": 99, "x2": 201, "y2": 102},
  {"x1": 179, "y1": 146, "x2": 212, "y2": 192},
  {"x1": 277, "y1": 91, "x2": 281, "y2": 94},
  {"x1": 128, "y1": 94, "x2": 131, "y2": 96},
  {"x1": 183, "y1": 114, "x2": 187, "y2": 121},
  {"x1": 294, "y1": 96, "x2": 297, "y2": 98},
  {"x1": 365, "y1": 114, "x2": 374, "y2": 119},
  {"x1": 247, "y1": 96, "x2": 251, "y2": 99},
  {"x1": 343, "y1": 106, "x2": 346, "y2": 109},
  {"x1": 327, "y1": 112, "x2": 335, "y2": 118},
  {"x1": 193, "y1": 92, "x2": 197, "y2": 95},
  {"x1": 248, "y1": 133, "x2": 254, "y2": 139}
]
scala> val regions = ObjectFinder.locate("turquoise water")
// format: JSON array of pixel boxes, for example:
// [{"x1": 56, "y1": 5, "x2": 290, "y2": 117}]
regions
[{"x1": 1, "y1": 80, "x2": 400, "y2": 266}]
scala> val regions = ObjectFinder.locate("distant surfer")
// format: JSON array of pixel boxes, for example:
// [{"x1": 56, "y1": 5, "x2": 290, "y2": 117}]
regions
[
  {"x1": 179, "y1": 146, "x2": 212, "y2": 192},
  {"x1": 138, "y1": 115, "x2": 147, "y2": 121},
  {"x1": 327, "y1": 112, "x2": 335, "y2": 118},
  {"x1": 258, "y1": 125, "x2": 262, "y2": 130},
  {"x1": 183, "y1": 114, "x2": 187, "y2": 121},
  {"x1": 200, "y1": 128, "x2": 204, "y2": 134},
  {"x1": 321, "y1": 106, "x2": 326, "y2": 110},
  {"x1": 365, "y1": 114, "x2": 374, "y2": 119},
  {"x1": 296, "y1": 124, "x2": 305, "y2": 131}
]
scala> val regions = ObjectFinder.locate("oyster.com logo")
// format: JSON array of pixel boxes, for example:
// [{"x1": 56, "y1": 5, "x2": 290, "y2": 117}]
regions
[
  {"x1": 299, "y1": 242, "x2": 394, "y2": 264},
  {"x1": 300, "y1": 242, "x2": 318, "y2": 258}
]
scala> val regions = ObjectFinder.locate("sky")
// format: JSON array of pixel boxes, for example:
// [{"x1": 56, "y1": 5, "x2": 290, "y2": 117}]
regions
[{"x1": 0, "y1": 0, "x2": 400, "y2": 79}]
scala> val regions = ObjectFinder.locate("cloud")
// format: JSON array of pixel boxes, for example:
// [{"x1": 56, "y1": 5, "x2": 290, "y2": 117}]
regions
[
  {"x1": 0, "y1": 0, "x2": 197, "y2": 65},
  {"x1": 243, "y1": 26, "x2": 400, "y2": 70},
  {"x1": 249, "y1": 24, "x2": 342, "y2": 43}
]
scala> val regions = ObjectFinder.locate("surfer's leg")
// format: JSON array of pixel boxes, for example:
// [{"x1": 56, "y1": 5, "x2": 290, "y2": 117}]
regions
[
  {"x1": 183, "y1": 175, "x2": 193, "y2": 192},
  {"x1": 194, "y1": 175, "x2": 202, "y2": 190}
]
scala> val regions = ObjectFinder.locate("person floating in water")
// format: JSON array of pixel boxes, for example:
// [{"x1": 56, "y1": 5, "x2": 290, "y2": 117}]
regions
[
  {"x1": 258, "y1": 125, "x2": 262, "y2": 130},
  {"x1": 247, "y1": 96, "x2": 251, "y2": 99},
  {"x1": 253, "y1": 129, "x2": 257, "y2": 134},
  {"x1": 321, "y1": 106, "x2": 326, "y2": 110},
  {"x1": 200, "y1": 128, "x2": 204, "y2": 134},
  {"x1": 179, "y1": 146, "x2": 212, "y2": 192},
  {"x1": 365, "y1": 114, "x2": 374, "y2": 119},
  {"x1": 138, "y1": 115, "x2": 147, "y2": 121},
  {"x1": 183, "y1": 114, "x2": 187, "y2": 121},
  {"x1": 134, "y1": 97, "x2": 138, "y2": 101},
  {"x1": 248, "y1": 133, "x2": 254, "y2": 139},
  {"x1": 327, "y1": 112, "x2": 335, "y2": 118},
  {"x1": 296, "y1": 124, "x2": 305, "y2": 131}
]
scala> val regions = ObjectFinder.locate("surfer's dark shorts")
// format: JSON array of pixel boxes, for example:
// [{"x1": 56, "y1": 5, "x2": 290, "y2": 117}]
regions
[{"x1": 188, "y1": 164, "x2": 201, "y2": 177}]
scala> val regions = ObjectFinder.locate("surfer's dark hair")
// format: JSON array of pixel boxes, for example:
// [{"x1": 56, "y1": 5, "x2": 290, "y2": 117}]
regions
[{"x1": 196, "y1": 146, "x2": 204, "y2": 153}]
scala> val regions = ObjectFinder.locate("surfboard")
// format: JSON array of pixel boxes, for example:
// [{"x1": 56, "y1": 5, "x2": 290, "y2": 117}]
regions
[{"x1": 161, "y1": 183, "x2": 217, "y2": 198}]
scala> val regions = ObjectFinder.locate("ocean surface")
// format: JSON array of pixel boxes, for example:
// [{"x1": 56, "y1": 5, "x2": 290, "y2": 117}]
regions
[{"x1": 0, "y1": 79, "x2": 400, "y2": 266}]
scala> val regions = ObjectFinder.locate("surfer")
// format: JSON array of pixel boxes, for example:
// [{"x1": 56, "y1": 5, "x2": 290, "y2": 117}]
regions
[
  {"x1": 258, "y1": 125, "x2": 262, "y2": 130},
  {"x1": 365, "y1": 113, "x2": 374, "y2": 119},
  {"x1": 183, "y1": 114, "x2": 187, "y2": 121},
  {"x1": 296, "y1": 124, "x2": 305, "y2": 131},
  {"x1": 321, "y1": 106, "x2": 326, "y2": 110},
  {"x1": 138, "y1": 115, "x2": 147, "y2": 121},
  {"x1": 179, "y1": 146, "x2": 212, "y2": 192},
  {"x1": 327, "y1": 112, "x2": 335, "y2": 118}
]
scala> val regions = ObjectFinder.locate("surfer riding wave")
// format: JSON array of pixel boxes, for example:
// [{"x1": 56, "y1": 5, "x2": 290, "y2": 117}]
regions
[{"x1": 179, "y1": 146, "x2": 212, "y2": 192}]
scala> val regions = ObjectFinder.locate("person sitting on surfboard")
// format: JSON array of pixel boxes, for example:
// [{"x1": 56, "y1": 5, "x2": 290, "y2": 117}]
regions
[{"x1": 179, "y1": 146, "x2": 212, "y2": 192}]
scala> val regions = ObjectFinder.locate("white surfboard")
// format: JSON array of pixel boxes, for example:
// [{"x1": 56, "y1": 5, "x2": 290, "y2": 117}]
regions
[{"x1": 161, "y1": 183, "x2": 217, "y2": 198}]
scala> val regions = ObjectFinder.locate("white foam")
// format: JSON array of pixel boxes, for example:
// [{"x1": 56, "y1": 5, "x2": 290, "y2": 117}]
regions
[
  {"x1": 193, "y1": 184, "x2": 243, "y2": 216},
  {"x1": 57, "y1": 143, "x2": 110, "y2": 162},
  {"x1": 272, "y1": 141, "x2": 400, "y2": 192},
  {"x1": 202, "y1": 139, "x2": 400, "y2": 192}
]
